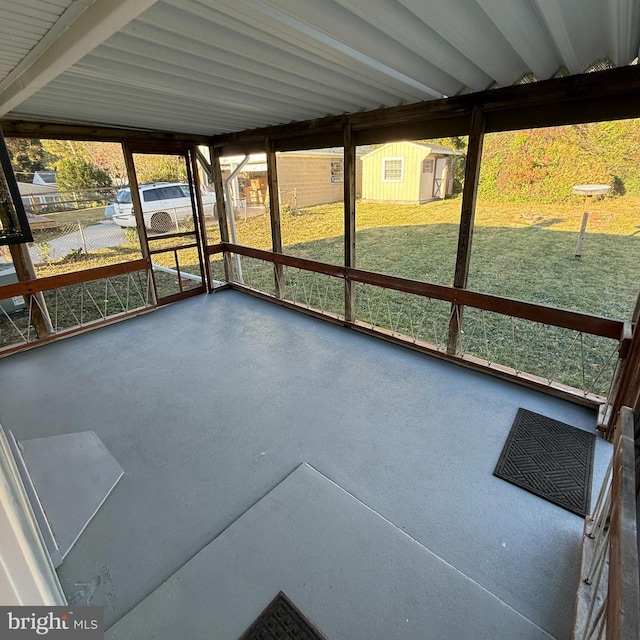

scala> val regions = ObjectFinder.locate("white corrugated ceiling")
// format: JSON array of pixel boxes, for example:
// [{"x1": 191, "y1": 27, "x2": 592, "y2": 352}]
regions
[
  {"x1": 1, "y1": 0, "x2": 639, "y2": 135},
  {"x1": 0, "y1": 0, "x2": 77, "y2": 82}
]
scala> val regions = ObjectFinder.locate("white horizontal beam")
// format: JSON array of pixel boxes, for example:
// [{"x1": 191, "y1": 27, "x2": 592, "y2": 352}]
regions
[{"x1": 0, "y1": 0, "x2": 157, "y2": 117}]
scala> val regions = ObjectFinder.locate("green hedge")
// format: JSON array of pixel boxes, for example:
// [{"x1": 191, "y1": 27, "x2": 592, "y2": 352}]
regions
[{"x1": 478, "y1": 120, "x2": 640, "y2": 203}]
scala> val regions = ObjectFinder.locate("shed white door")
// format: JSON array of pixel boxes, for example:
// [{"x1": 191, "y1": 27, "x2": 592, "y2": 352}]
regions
[
  {"x1": 419, "y1": 157, "x2": 435, "y2": 202},
  {"x1": 432, "y1": 158, "x2": 448, "y2": 198}
]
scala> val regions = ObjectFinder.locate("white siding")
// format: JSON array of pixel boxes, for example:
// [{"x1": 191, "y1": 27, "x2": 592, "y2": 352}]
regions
[{"x1": 0, "y1": 0, "x2": 75, "y2": 83}]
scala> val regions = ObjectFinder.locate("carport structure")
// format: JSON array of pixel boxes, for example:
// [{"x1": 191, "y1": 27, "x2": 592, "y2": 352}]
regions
[{"x1": 0, "y1": 1, "x2": 639, "y2": 639}]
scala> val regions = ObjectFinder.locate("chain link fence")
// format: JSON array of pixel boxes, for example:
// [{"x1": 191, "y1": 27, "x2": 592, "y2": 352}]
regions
[
  {"x1": 29, "y1": 217, "x2": 133, "y2": 265},
  {"x1": 21, "y1": 185, "x2": 120, "y2": 214}
]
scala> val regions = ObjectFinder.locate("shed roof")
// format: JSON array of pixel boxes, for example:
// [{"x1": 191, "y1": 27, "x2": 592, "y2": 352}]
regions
[
  {"x1": 0, "y1": 1, "x2": 639, "y2": 136},
  {"x1": 361, "y1": 141, "x2": 461, "y2": 159}
]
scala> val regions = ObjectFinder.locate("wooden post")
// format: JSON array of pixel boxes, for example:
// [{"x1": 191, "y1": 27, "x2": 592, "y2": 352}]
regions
[
  {"x1": 447, "y1": 106, "x2": 485, "y2": 355},
  {"x1": 607, "y1": 320, "x2": 640, "y2": 441},
  {"x1": 0, "y1": 134, "x2": 53, "y2": 338},
  {"x1": 344, "y1": 124, "x2": 356, "y2": 324},
  {"x1": 265, "y1": 138, "x2": 284, "y2": 298},
  {"x1": 7, "y1": 243, "x2": 54, "y2": 338},
  {"x1": 210, "y1": 145, "x2": 233, "y2": 284},
  {"x1": 606, "y1": 407, "x2": 640, "y2": 640},
  {"x1": 605, "y1": 288, "x2": 640, "y2": 441},
  {"x1": 122, "y1": 142, "x2": 157, "y2": 304},
  {"x1": 575, "y1": 200, "x2": 591, "y2": 257},
  {"x1": 631, "y1": 287, "x2": 640, "y2": 325},
  {"x1": 187, "y1": 147, "x2": 210, "y2": 292}
]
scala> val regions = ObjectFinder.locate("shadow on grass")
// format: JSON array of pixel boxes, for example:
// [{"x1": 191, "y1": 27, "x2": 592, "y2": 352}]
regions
[
  {"x1": 34, "y1": 245, "x2": 143, "y2": 278},
  {"x1": 468, "y1": 225, "x2": 640, "y2": 320},
  {"x1": 533, "y1": 217, "x2": 566, "y2": 227}
]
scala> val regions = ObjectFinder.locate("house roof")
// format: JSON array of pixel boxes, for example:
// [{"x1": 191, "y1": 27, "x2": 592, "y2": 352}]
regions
[
  {"x1": 221, "y1": 146, "x2": 370, "y2": 171},
  {"x1": 32, "y1": 171, "x2": 58, "y2": 185},
  {"x1": 17, "y1": 182, "x2": 58, "y2": 195},
  {"x1": 280, "y1": 148, "x2": 345, "y2": 157},
  {"x1": 0, "y1": 1, "x2": 639, "y2": 136}
]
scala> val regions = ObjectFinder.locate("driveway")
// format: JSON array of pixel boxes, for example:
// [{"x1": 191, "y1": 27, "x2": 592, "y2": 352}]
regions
[{"x1": 30, "y1": 221, "x2": 128, "y2": 262}]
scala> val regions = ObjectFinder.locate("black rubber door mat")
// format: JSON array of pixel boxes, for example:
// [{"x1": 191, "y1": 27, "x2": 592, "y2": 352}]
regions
[
  {"x1": 239, "y1": 592, "x2": 327, "y2": 640},
  {"x1": 494, "y1": 408, "x2": 595, "y2": 517}
]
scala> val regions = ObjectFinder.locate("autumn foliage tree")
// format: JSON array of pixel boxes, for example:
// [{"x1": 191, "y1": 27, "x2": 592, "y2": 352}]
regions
[
  {"x1": 76, "y1": 144, "x2": 187, "y2": 185},
  {"x1": 131, "y1": 154, "x2": 187, "y2": 184}
]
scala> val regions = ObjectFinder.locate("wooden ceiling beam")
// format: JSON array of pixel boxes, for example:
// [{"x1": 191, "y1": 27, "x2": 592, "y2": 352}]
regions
[
  {"x1": 213, "y1": 65, "x2": 640, "y2": 153},
  {"x1": 0, "y1": 120, "x2": 208, "y2": 144},
  {"x1": 1, "y1": 65, "x2": 639, "y2": 149}
]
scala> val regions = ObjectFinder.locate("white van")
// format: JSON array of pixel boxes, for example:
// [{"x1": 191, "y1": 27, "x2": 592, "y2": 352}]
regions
[{"x1": 111, "y1": 183, "x2": 216, "y2": 233}]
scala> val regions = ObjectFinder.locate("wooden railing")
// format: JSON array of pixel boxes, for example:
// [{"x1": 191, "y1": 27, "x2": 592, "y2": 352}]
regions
[
  {"x1": 1, "y1": 240, "x2": 632, "y2": 416},
  {"x1": 211, "y1": 242, "x2": 628, "y2": 407},
  {"x1": 0, "y1": 259, "x2": 149, "y2": 298},
  {"x1": 573, "y1": 406, "x2": 639, "y2": 640},
  {"x1": 0, "y1": 259, "x2": 153, "y2": 355},
  {"x1": 212, "y1": 243, "x2": 624, "y2": 338}
]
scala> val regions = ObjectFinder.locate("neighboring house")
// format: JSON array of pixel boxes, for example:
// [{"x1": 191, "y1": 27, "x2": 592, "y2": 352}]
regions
[
  {"x1": 221, "y1": 149, "x2": 364, "y2": 209},
  {"x1": 361, "y1": 141, "x2": 460, "y2": 204},
  {"x1": 17, "y1": 181, "x2": 62, "y2": 212},
  {"x1": 276, "y1": 148, "x2": 363, "y2": 208},
  {"x1": 32, "y1": 171, "x2": 58, "y2": 187}
]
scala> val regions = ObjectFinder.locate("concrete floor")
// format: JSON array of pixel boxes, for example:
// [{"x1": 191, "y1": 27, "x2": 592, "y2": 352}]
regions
[
  {"x1": 108, "y1": 464, "x2": 556, "y2": 640},
  {"x1": 0, "y1": 290, "x2": 612, "y2": 639}
]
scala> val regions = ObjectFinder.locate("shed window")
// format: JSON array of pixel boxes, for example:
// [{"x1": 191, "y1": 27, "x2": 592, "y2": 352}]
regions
[
  {"x1": 383, "y1": 158, "x2": 404, "y2": 182},
  {"x1": 331, "y1": 159, "x2": 343, "y2": 183}
]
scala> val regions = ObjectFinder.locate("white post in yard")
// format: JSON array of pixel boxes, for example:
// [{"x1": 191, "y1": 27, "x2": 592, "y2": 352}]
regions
[{"x1": 572, "y1": 184, "x2": 611, "y2": 257}]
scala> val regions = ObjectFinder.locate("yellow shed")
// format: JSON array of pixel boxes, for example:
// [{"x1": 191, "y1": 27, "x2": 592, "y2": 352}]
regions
[{"x1": 361, "y1": 141, "x2": 459, "y2": 203}]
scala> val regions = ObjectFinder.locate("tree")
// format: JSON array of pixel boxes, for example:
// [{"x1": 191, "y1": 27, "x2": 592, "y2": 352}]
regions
[
  {"x1": 82, "y1": 142, "x2": 128, "y2": 186},
  {"x1": 41, "y1": 139, "x2": 80, "y2": 164},
  {"x1": 82, "y1": 147, "x2": 189, "y2": 185},
  {"x1": 40, "y1": 139, "x2": 113, "y2": 190},
  {"x1": 5, "y1": 138, "x2": 46, "y2": 181},
  {"x1": 134, "y1": 154, "x2": 187, "y2": 184},
  {"x1": 38, "y1": 139, "x2": 191, "y2": 188},
  {"x1": 56, "y1": 156, "x2": 112, "y2": 190}
]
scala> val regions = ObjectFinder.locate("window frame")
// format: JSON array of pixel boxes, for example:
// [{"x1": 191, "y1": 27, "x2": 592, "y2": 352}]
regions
[
  {"x1": 0, "y1": 132, "x2": 33, "y2": 246},
  {"x1": 382, "y1": 157, "x2": 404, "y2": 182},
  {"x1": 330, "y1": 159, "x2": 344, "y2": 183}
]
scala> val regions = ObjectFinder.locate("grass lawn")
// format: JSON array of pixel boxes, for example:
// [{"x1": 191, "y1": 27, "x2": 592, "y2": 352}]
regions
[
  {"x1": 264, "y1": 196, "x2": 639, "y2": 320},
  {"x1": 227, "y1": 196, "x2": 639, "y2": 395},
  {"x1": 3, "y1": 197, "x2": 638, "y2": 395}
]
